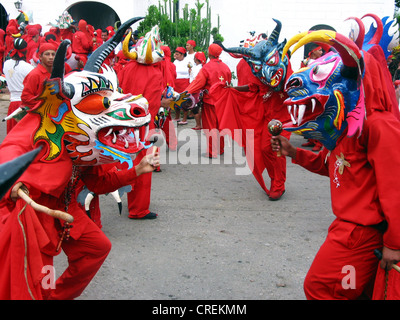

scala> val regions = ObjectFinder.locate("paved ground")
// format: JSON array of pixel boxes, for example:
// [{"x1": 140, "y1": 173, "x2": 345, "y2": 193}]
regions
[{"x1": 0, "y1": 89, "x2": 333, "y2": 301}]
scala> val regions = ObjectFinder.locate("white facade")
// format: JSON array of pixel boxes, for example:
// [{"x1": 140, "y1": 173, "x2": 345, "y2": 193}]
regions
[{"x1": 1, "y1": 0, "x2": 396, "y2": 69}]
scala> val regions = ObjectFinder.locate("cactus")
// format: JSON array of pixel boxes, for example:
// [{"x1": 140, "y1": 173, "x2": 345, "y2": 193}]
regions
[{"x1": 137, "y1": 1, "x2": 224, "y2": 59}]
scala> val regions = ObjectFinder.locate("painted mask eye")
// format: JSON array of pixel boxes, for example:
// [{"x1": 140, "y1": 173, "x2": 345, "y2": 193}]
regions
[
  {"x1": 311, "y1": 60, "x2": 336, "y2": 82},
  {"x1": 75, "y1": 94, "x2": 111, "y2": 114},
  {"x1": 266, "y1": 51, "x2": 279, "y2": 66},
  {"x1": 253, "y1": 64, "x2": 261, "y2": 72}
]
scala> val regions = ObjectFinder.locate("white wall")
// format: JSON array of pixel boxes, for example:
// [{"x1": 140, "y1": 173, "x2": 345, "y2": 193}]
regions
[
  {"x1": 2, "y1": 0, "x2": 396, "y2": 71},
  {"x1": 180, "y1": 0, "x2": 396, "y2": 70}
]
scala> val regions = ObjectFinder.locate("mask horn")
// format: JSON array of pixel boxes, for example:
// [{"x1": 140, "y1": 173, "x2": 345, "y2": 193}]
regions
[
  {"x1": 213, "y1": 41, "x2": 245, "y2": 58},
  {"x1": 345, "y1": 16, "x2": 365, "y2": 49},
  {"x1": 267, "y1": 19, "x2": 282, "y2": 45},
  {"x1": 51, "y1": 39, "x2": 70, "y2": 79},
  {"x1": 362, "y1": 13, "x2": 383, "y2": 45},
  {"x1": 51, "y1": 39, "x2": 74, "y2": 99},
  {"x1": 122, "y1": 31, "x2": 138, "y2": 60},
  {"x1": 216, "y1": 40, "x2": 253, "y2": 57},
  {"x1": 281, "y1": 30, "x2": 363, "y2": 70},
  {"x1": 84, "y1": 16, "x2": 144, "y2": 72}
]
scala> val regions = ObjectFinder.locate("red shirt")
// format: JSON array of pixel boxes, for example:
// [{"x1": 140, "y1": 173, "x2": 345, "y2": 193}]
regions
[
  {"x1": 293, "y1": 111, "x2": 400, "y2": 249},
  {"x1": 118, "y1": 60, "x2": 165, "y2": 126},
  {"x1": 186, "y1": 58, "x2": 232, "y2": 104},
  {"x1": 21, "y1": 64, "x2": 51, "y2": 108}
]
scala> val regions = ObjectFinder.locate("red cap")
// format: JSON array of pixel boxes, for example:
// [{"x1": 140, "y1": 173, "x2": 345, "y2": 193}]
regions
[
  {"x1": 175, "y1": 47, "x2": 186, "y2": 54},
  {"x1": 38, "y1": 43, "x2": 57, "y2": 55},
  {"x1": 308, "y1": 46, "x2": 322, "y2": 57},
  {"x1": 194, "y1": 51, "x2": 206, "y2": 65},
  {"x1": 208, "y1": 43, "x2": 222, "y2": 58},
  {"x1": 187, "y1": 40, "x2": 196, "y2": 47}
]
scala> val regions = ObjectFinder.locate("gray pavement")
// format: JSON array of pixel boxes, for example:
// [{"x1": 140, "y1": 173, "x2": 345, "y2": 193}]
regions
[{"x1": 0, "y1": 90, "x2": 333, "y2": 300}]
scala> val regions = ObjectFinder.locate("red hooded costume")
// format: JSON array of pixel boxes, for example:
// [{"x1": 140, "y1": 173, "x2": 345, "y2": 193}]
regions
[
  {"x1": 210, "y1": 58, "x2": 292, "y2": 196},
  {"x1": 71, "y1": 20, "x2": 93, "y2": 57}
]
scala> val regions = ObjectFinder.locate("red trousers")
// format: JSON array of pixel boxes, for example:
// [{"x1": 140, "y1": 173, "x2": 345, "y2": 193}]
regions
[
  {"x1": 162, "y1": 114, "x2": 177, "y2": 151},
  {"x1": 43, "y1": 216, "x2": 111, "y2": 300},
  {"x1": 304, "y1": 218, "x2": 382, "y2": 300},
  {"x1": 202, "y1": 102, "x2": 224, "y2": 157},
  {"x1": 6, "y1": 101, "x2": 21, "y2": 133},
  {"x1": 127, "y1": 150, "x2": 152, "y2": 218},
  {"x1": 261, "y1": 125, "x2": 291, "y2": 193}
]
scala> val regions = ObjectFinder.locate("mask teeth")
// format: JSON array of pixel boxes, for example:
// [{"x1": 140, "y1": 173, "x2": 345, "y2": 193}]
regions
[
  {"x1": 112, "y1": 132, "x2": 117, "y2": 144},
  {"x1": 105, "y1": 128, "x2": 113, "y2": 137},
  {"x1": 311, "y1": 98, "x2": 316, "y2": 113},
  {"x1": 134, "y1": 129, "x2": 140, "y2": 148},
  {"x1": 287, "y1": 98, "x2": 317, "y2": 126},
  {"x1": 297, "y1": 104, "x2": 306, "y2": 126}
]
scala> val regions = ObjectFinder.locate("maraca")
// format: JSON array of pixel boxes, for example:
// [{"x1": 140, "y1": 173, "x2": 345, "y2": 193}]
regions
[{"x1": 268, "y1": 119, "x2": 283, "y2": 157}]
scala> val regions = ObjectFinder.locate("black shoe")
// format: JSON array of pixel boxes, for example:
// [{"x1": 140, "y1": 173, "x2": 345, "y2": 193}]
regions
[{"x1": 129, "y1": 212, "x2": 158, "y2": 219}]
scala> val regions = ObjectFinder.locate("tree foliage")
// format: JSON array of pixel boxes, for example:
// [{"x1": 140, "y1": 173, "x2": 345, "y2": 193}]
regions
[{"x1": 136, "y1": 0, "x2": 223, "y2": 58}]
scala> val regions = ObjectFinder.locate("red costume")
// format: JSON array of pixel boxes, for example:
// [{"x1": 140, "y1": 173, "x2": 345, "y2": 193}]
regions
[
  {"x1": 186, "y1": 45, "x2": 232, "y2": 158},
  {"x1": 5, "y1": 19, "x2": 19, "y2": 57},
  {"x1": 211, "y1": 59, "x2": 291, "y2": 195},
  {"x1": 113, "y1": 51, "x2": 129, "y2": 75},
  {"x1": 294, "y1": 109, "x2": 400, "y2": 299},
  {"x1": 0, "y1": 114, "x2": 143, "y2": 299},
  {"x1": 280, "y1": 29, "x2": 400, "y2": 299},
  {"x1": 0, "y1": 17, "x2": 153, "y2": 300},
  {"x1": 0, "y1": 28, "x2": 5, "y2": 74},
  {"x1": 21, "y1": 63, "x2": 51, "y2": 109},
  {"x1": 118, "y1": 59, "x2": 176, "y2": 218},
  {"x1": 71, "y1": 20, "x2": 93, "y2": 57}
]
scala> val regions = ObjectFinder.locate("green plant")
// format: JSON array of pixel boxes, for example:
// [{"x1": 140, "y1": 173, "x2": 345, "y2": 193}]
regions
[{"x1": 137, "y1": 0, "x2": 224, "y2": 59}]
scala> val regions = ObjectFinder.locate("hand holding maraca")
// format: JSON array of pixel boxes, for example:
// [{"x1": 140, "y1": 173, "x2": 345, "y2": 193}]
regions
[
  {"x1": 269, "y1": 120, "x2": 297, "y2": 159},
  {"x1": 268, "y1": 119, "x2": 283, "y2": 157}
]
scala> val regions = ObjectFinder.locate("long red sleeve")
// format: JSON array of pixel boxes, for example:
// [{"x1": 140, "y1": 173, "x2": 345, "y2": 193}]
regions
[
  {"x1": 81, "y1": 165, "x2": 138, "y2": 194},
  {"x1": 293, "y1": 111, "x2": 400, "y2": 249}
]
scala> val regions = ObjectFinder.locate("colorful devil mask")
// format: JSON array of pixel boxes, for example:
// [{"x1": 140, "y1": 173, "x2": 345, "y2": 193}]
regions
[
  {"x1": 219, "y1": 19, "x2": 289, "y2": 91},
  {"x1": 30, "y1": 17, "x2": 150, "y2": 169},
  {"x1": 280, "y1": 30, "x2": 365, "y2": 150},
  {"x1": 123, "y1": 25, "x2": 164, "y2": 64},
  {"x1": 347, "y1": 14, "x2": 398, "y2": 59}
]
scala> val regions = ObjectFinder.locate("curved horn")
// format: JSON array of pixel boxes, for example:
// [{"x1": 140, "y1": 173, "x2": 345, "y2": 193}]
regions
[
  {"x1": 267, "y1": 19, "x2": 282, "y2": 45},
  {"x1": 213, "y1": 41, "x2": 244, "y2": 58},
  {"x1": 282, "y1": 30, "x2": 362, "y2": 69},
  {"x1": 84, "y1": 16, "x2": 144, "y2": 72},
  {"x1": 217, "y1": 41, "x2": 253, "y2": 57},
  {"x1": 51, "y1": 39, "x2": 74, "y2": 99},
  {"x1": 345, "y1": 16, "x2": 365, "y2": 49},
  {"x1": 281, "y1": 31, "x2": 309, "y2": 59},
  {"x1": 51, "y1": 39, "x2": 71, "y2": 79},
  {"x1": 122, "y1": 31, "x2": 138, "y2": 60},
  {"x1": 362, "y1": 13, "x2": 383, "y2": 45}
]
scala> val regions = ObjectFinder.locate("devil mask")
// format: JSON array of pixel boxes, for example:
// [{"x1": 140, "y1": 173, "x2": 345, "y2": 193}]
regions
[
  {"x1": 280, "y1": 30, "x2": 365, "y2": 151},
  {"x1": 122, "y1": 25, "x2": 164, "y2": 64},
  {"x1": 29, "y1": 17, "x2": 150, "y2": 169},
  {"x1": 219, "y1": 19, "x2": 289, "y2": 91}
]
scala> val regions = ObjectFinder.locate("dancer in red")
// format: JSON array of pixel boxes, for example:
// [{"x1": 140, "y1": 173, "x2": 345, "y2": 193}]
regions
[
  {"x1": 71, "y1": 19, "x2": 94, "y2": 59},
  {"x1": 272, "y1": 18, "x2": 400, "y2": 299},
  {"x1": 118, "y1": 25, "x2": 176, "y2": 219},
  {"x1": 213, "y1": 20, "x2": 292, "y2": 199},
  {"x1": 0, "y1": 18, "x2": 154, "y2": 300},
  {"x1": 21, "y1": 43, "x2": 57, "y2": 109},
  {"x1": 185, "y1": 43, "x2": 231, "y2": 158}
]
